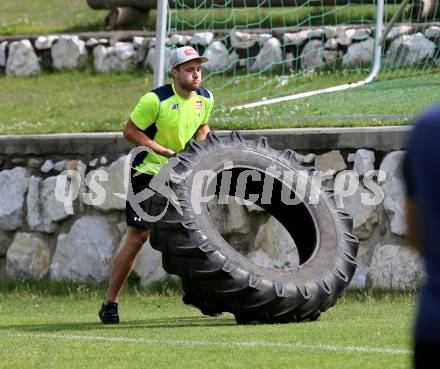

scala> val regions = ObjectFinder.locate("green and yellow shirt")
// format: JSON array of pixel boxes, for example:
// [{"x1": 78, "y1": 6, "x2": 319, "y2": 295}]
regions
[{"x1": 130, "y1": 83, "x2": 214, "y2": 175}]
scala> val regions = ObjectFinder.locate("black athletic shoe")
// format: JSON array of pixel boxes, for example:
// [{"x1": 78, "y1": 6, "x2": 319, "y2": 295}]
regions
[{"x1": 99, "y1": 301, "x2": 120, "y2": 324}]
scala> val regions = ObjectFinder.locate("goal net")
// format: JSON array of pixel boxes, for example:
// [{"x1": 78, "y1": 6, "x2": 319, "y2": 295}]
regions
[{"x1": 159, "y1": 0, "x2": 440, "y2": 126}]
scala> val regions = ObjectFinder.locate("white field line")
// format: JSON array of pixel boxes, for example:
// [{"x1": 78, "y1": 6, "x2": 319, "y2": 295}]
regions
[{"x1": 2, "y1": 332, "x2": 410, "y2": 355}]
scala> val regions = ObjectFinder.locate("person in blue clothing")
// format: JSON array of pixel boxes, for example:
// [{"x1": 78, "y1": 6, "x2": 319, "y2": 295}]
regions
[{"x1": 403, "y1": 102, "x2": 440, "y2": 369}]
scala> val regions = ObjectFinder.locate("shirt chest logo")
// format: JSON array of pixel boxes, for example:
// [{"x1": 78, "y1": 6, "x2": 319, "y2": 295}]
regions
[
  {"x1": 171, "y1": 103, "x2": 179, "y2": 110},
  {"x1": 195, "y1": 100, "x2": 202, "y2": 109}
]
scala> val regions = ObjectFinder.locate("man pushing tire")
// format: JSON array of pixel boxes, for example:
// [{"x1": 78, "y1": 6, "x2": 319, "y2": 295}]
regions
[{"x1": 99, "y1": 46, "x2": 214, "y2": 324}]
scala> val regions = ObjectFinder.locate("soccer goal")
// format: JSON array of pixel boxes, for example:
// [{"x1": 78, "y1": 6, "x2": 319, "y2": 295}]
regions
[{"x1": 153, "y1": 0, "x2": 440, "y2": 126}]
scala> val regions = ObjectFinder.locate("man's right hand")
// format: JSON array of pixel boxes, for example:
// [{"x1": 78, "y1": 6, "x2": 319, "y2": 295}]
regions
[
  {"x1": 161, "y1": 148, "x2": 175, "y2": 158},
  {"x1": 122, "y1": 119, "x2": 175, "y2": 158}
]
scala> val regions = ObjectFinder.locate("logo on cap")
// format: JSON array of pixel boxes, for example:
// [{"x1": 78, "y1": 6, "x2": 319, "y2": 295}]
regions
[{"x1": 184, "y1": 49, "x2": 199, "y2": 56}]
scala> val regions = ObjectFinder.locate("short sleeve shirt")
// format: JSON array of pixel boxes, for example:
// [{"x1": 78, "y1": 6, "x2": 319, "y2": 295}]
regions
[{"x1": 130, "y1": 83, "x2": 214, "y2": 175}]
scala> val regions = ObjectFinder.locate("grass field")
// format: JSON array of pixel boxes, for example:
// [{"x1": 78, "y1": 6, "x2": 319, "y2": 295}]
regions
[
  {"x1": 0, "y1": 280, "x2": 415, "y2": 369},
  {"x1": 0, "y1": 0, "x2": 108, "y2": 36},
  {"x1": 1, "y1": 69, "x2": 438, "y2": 135},
  {"x1": 0, "y1": 0, "x2": 407, "y2": 36}
]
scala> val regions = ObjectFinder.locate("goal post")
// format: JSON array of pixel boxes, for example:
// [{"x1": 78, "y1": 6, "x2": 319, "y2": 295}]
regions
[
  {"x1": 230, "y1": 0, "x2": 385, "y2": 110},
  {"x1": 153, "y1": 0, "x2": 168, "y2": 88}
]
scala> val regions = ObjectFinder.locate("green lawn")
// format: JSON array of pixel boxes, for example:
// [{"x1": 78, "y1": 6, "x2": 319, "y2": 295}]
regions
[
  {"x1": 1, "y1": 69, "x2": 438, "y2": 135},
  {"x1": 0, "y1": 0, "x2": 409, "y2": 36},
  {"x1": 0, "y1": 0, "x2": 108, "y2": 36},
  {"x1": 0, "y1": 280, "x2": 415, "y2": 369}
]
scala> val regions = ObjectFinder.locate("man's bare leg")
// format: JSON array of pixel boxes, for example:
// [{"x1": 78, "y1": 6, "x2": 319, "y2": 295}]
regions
[{"x1": 105, "y1": 226, "x2": 150, "y2": 303}]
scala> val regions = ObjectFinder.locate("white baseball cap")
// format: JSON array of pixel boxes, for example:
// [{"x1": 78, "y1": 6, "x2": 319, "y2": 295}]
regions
[{"x1": 169, "y1": 46, "x2": 209, "y2": 70}]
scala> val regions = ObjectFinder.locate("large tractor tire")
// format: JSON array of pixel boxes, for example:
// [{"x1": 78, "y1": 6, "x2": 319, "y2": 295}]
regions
[{"x1": 149, "y1": 131, "x2": 358, "y2": 324}]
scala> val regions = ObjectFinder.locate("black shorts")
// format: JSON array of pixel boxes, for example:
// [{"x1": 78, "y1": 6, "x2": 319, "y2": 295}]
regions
[{"x1": 126, "y1": 170, "x2": 155, "y2": 229}]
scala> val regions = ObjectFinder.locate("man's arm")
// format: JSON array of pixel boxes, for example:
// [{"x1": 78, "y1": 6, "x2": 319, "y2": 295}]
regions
[
  {"x1": 123, "y1": 118, "x2": 174, "y2": 158},
  {"x1": 406, "y1": 198, "x2": 420, "y2": 253},
  {"x1": 196, "y1": 123, "x2": 210, "y2": 141}
]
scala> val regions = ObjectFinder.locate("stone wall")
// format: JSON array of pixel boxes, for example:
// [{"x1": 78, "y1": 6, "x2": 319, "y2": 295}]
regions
[
  {"x1": 1, "y1": 24, "x2": 440, "y2": 77},
  {"x1": 0, "y1": 128, "x2": 423, "y2": 289}
]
